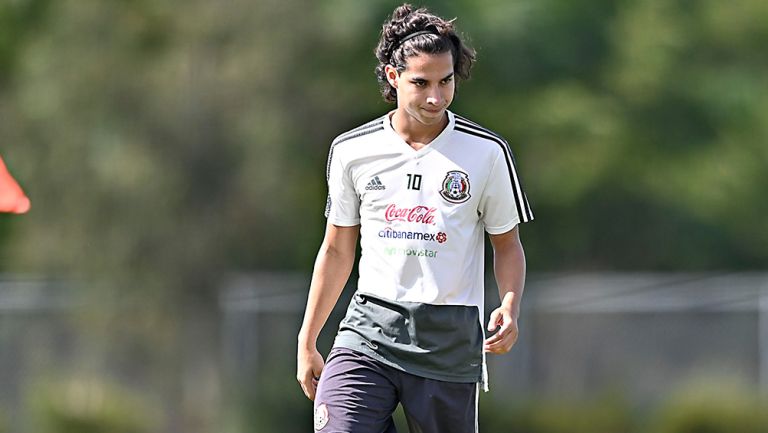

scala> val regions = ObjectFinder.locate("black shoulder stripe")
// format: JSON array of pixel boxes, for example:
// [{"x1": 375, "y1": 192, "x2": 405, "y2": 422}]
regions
[
  {"x1": 456, "y1": 122, "x2": 524, "y2": 174},
  {"x1": 333, "y1": 117, "x2": 386, "y2": 145},
  {"x1": 455, "y1": 125, "x2": 533, "y2": 222},
  {"x1": 326, "y1": 124, "x2": 385, "y2": 182},
  {"x1": 324, "y1": 119, "x2": 384, "y2": 217},
  {"x1": 333, "y1": 124, "x2": 384, "y2": 146},
  {"x1": 454, "y1": 116, "x2": 505, "y2": 141},
  {"x1": 351, "y1": 116, "x2": 385, "y2": 132}
]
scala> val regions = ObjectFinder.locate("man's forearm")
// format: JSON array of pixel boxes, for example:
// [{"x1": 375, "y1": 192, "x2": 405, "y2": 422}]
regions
[
  {"x1": 298, "y1": 228, "x2": 358, "y2": 348},
  {"x1": 491, "y1": 228, "x2": 527, "y2": 319},
  {"x1": 495, "y1": 255, "x2": 525, "y2": 317},
  {"x1": 484, "y1": 227, "x2": 527, "y2": 354}
]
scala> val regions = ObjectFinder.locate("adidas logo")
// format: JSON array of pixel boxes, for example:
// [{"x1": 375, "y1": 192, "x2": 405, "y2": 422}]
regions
[{"x1": 365, "y1": 176, "x2": 386, "y2": 191}]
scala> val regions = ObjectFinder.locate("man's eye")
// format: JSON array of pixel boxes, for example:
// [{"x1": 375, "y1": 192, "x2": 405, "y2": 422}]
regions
[
  {"x1": 441, "y1": 77, "x2": 453, "y2": 84},
  {"x1": 413, "y1": 81, "x2": 426, "y2": 87}
]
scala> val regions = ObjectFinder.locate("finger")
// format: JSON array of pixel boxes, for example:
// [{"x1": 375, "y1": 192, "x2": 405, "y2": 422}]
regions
[
  {"x1": 487, "y1": 310, "x2": 501, "y2": 332},
  {"x1": 485, "y1": 331, "x2": 510, "y2": 347},
  {"x1": 485, "y1": 345, "x2": 509, "y2": 355},
  {"x1": 313, "y1": 365, "x2": 324, "y2": 380},
  {"x1": 484, "y1": 336, "x2": 505, "y2": 351},
  {"x1": 485, "y1": 331, "x2": 518, "y2": 353},
  {"x1": 494, "y1": 320, "x2": 514, "y2": 339},
  {"x1": 485, "y1": 329, "x2": 518, "y2": 350},
  {"x1": 484, "y1": 338, "x2": 512, "y2": 354},
  {"x1": 300, "y1": 380, "x2": 311, "y2": 400},
  {"x1": 484, "y1": 331, "x2": 504, "y2": 345},
  {"x1": 298, "y1": 372, "x2": 318, "y2": 401},
  {"x1": 484, "y1": 321, "x2": 513, "y2": 345},
  {"x1": 306, "y1": 377, "x2": 317, "y2": 401}
]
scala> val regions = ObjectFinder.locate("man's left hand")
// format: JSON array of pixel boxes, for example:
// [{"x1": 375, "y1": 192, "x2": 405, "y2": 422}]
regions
[{"x1": 483, "y1": 305, "x2": 519, "y2": 354}]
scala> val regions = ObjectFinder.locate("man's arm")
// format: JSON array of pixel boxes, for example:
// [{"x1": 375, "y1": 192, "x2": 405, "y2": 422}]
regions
[
  {"x1": 484, "y1": 225, "x2": 526, "y2": 354},
  {"x1": 296, "y1": 223, "x2": 359, "y2": 400}
]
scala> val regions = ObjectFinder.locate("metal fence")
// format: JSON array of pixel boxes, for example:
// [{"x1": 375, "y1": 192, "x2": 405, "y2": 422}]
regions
[{"x1": 2, "y1": 272, "x2": 767, "y2": 432}]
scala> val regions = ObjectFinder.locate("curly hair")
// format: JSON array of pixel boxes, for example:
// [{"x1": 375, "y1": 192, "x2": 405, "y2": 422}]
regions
[{"x1": 374, "y1": 4, "x2": 476, "y2": 104}]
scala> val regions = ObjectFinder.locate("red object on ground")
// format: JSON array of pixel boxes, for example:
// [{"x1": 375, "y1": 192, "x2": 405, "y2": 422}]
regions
[{"x1": 0, "y1": 155, "x2": 30, "y2": 214}]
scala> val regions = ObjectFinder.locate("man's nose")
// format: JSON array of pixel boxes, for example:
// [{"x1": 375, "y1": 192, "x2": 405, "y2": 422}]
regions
[{"x1": 426, "y1": 87, "x2": 441, "y2": 105}]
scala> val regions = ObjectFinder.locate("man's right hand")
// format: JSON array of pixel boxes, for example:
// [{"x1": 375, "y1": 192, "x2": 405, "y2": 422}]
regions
[{"x1": 297, "y1": 346, "x2": 325, "y2": 401}]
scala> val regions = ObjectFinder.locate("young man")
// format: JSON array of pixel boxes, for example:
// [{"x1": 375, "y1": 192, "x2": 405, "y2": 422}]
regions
[{"x1": 297, "y1": 4, "x2": 533, "y2": 432}]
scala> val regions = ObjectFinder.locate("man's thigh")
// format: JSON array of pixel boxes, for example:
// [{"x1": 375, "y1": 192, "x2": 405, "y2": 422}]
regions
[
  {"x1": 314, "y1": 347, "x2": 399, "y2": 433},
  {"x1": 399, "y1": 375, "x2": 478, "y2": 433}
]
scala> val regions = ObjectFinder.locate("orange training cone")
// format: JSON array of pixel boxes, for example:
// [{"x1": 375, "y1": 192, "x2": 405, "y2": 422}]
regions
[{"x1": 0, "y1": 155, "x2": 30, "y2": 214}]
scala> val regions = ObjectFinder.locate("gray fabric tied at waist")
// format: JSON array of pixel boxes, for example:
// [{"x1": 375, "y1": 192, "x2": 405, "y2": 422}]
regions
[{"x1": 334, "y1": 292, "x2": 483, "y2": 383}]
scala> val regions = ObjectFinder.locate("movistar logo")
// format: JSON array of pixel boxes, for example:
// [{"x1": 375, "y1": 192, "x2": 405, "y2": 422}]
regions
[{"x1": 383, "y1": 247, "x2": 438, "y2": 258}]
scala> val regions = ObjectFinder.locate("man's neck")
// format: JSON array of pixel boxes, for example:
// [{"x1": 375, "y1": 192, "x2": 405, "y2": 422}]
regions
[{"x1": 391, "y1": 110, "x2": 449, "y2": 150}]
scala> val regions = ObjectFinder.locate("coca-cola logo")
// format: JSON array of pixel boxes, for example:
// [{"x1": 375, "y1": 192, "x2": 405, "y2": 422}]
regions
[{"x1": 384, "y1": 204, "x2": 437, "y2": 225}]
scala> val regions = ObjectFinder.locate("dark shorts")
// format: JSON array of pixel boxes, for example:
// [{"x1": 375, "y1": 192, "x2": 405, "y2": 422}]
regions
[{"x1": 313, "y1": 347, "x2": 478, "y2": 433}]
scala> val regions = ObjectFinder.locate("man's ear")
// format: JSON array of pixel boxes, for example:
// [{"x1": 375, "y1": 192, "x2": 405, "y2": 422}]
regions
[{"x1": 384, "y1": 65, "x2": 399, "y2": 89}]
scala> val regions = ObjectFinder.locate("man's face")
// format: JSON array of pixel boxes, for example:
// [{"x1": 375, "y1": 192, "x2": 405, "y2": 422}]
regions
[{"x1": 386, "y1": 51, "x2": 455, "y2": 126}]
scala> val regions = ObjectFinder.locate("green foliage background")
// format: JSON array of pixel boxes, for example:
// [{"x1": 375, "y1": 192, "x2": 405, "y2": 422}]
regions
[
  {"x1": 2, "y1": 0, "x2": 767, "y2": 290},
  {"x1": 1, "y1": 0, "x2": 767, "y2": 432}
]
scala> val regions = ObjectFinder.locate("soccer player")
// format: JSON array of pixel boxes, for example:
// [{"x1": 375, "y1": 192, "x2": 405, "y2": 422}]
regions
[{"x1": 297, "y1": 4, "x2": 533, "y2": 432}]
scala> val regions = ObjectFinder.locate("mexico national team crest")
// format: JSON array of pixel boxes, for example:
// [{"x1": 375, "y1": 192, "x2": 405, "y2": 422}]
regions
[
  {"x1": 314, "y1": 403, "x2": 329, "y2": 430},
  {"x1": 440, "y1": 170, "x2": 471, "y2": 203}
]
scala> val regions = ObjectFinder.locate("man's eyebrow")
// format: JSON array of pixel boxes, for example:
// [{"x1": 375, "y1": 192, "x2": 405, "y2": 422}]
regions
[{"x1": 409, "y1": 72, "x2": 455, "y2": 82}]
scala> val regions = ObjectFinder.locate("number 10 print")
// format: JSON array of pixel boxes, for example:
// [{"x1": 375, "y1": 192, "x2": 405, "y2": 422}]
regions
[{"x1": 406, "y1": 174, "x2": 422, "y2": 191}]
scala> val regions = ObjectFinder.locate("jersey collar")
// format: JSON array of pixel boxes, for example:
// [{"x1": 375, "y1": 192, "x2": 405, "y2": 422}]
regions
[{"x1": 384, "y1": 110, "x2": 455, "y2": 156}]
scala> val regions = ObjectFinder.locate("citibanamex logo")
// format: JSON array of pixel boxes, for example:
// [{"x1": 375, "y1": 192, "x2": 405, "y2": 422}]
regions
[
  {"x1": 436, "y1": 232, "x2": 447, "y2": 243},
  {"x1": 384, "y1": 204, "x2": 437, "y2": 225}
]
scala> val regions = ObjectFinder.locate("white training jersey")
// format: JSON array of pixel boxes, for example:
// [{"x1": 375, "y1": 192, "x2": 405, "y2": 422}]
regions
[{"x1": 325, "y1": 110, "x2": 533, "y2": 310}]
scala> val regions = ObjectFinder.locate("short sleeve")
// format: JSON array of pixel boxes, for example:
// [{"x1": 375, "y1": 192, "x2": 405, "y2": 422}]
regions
[
  {"x1": 324, "y1": 146, "x2": 361, "y2": 226},
  {"x1": 479, "y1": 150, "x2": 534, "y2": 234}
]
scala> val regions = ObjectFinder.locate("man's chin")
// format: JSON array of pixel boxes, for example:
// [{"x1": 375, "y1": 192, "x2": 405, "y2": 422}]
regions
[{"x1": 418, "y1": 110, "x2": 446, "y2": 124}]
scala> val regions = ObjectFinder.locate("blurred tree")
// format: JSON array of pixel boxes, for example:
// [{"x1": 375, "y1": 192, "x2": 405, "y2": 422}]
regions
[
  {"x1": 451, "y1": 0, "x2": 768, "y2": 269},
  {"x1": 0, "y1": 0, "x2": 50, "y2": 259},
  {"x1": 0, "y1": 0, "x2": 763, "y2": 315},
  {"x1": 3, "y1": 0, "x2": 764, "y2": 292},
  {"x1": 0, "y1": 0, "x2": 52, "y2": 86},
  {"x1": 0, "y1": 0, "x2": 767, "y2": 432}
]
